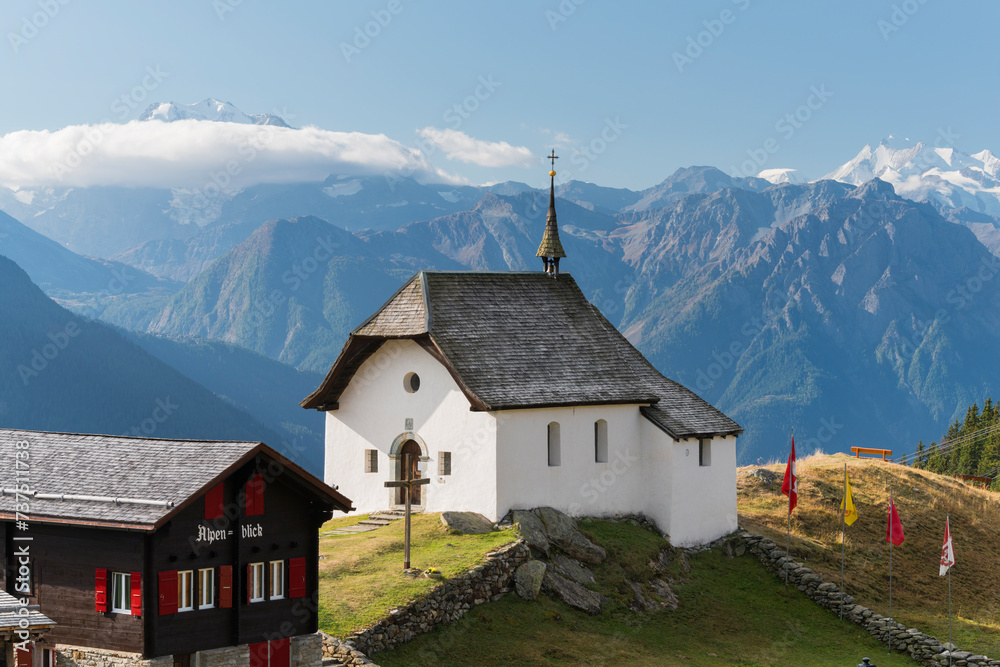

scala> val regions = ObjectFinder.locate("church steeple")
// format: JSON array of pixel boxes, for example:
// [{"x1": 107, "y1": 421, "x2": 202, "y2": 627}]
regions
[{"x1": 536, "y1": 149, "x2": 566, "y2": 277}]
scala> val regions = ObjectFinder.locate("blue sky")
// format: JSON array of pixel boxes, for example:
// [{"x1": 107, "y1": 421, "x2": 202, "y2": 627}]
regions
[{"x1": 3, "y1": 0, "x2": 998, "y2": 189}]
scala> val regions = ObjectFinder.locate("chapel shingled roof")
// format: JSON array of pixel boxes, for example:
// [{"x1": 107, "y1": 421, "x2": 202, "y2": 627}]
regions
[
  {"x1": 0, "y1": 430, "x2": 353, "y2": 529},
  {"x1": 302, "y1": 272, "x2": 742, "y2": 439}
]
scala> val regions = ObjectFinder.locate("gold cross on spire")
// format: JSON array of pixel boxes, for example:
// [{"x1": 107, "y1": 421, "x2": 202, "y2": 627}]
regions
[{"x1": 548, "y1": 149, "x2": 559, "y2": 168}]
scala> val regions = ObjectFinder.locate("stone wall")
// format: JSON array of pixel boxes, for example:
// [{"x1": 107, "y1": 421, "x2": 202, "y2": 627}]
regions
[
  {"x1": 737, "y1": 530, "x2": 997, "y2": 666},
  {"x1": 322, "y1": 539, "x2": 529, "y2": 660},
  {"x1": 197, "y1": 644, "x2": 249, "y2": 667},
  {"x1": 291, "y1": 633, "x2": 322, "y2": 667},
  {"x1": 53, "y1": 645, "x2": 172, "y2": 667}
]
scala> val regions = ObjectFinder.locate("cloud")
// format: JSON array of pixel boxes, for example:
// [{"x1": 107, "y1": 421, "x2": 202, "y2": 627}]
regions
[
  {"x1": 417, "y1": 127, "x2": 534, "y2": 168},
  {"x1": 0, "y1": 120, "x2": 463, "y2": 190}
]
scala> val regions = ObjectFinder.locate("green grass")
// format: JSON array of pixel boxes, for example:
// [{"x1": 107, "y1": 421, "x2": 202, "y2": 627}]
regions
[
  {"x1": 376, "y1": 520, "x2": 917, "y2": 666},
  {"x1": 318, "y1": 513, "x2": 517, "y2": 638}
]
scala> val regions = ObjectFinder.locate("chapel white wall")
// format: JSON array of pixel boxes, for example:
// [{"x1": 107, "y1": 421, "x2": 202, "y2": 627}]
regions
[
  {"x1": 494, "y1": 404, "x2": 645, "y2": 521},
  {"x1": 666, "y1": 434, "x2": 739, "y2": 546},
  {"x1": 324, "y1": 339, "x2": 498, "y2": 519}
]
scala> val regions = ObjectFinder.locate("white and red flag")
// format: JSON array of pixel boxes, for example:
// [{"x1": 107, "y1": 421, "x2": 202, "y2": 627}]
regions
[
  {"x1": 781, "y1": 435, "x2": 797, "y2": 513},
  {"x1": 939, "y1": 516, "x2": 955, "y2": 576}
]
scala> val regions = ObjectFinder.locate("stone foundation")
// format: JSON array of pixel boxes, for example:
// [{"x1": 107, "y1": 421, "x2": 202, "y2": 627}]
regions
[
  {"x1": 53, "y1": 645, "x2": 172, "y2": 667},
  {"x1": 52, "y1": 634, "x2": 322, "y2": 667}
]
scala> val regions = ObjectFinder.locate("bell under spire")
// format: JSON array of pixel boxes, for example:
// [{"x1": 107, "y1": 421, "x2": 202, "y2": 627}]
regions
[{"x1": 536, "y1": 149, "x2": 566, "y2": 277}]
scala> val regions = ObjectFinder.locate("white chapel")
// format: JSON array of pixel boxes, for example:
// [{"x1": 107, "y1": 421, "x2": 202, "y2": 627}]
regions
[{"x1": 302, "y1": 160, "x2": 743, "y2": 546}]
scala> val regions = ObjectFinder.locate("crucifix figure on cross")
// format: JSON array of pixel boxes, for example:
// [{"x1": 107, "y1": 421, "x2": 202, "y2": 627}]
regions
[{"x1": 384, "y1": 452, "x2": 430, "y2": 570}]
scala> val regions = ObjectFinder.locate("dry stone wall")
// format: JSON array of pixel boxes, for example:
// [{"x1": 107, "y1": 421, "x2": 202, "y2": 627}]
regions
[
  {"x1": 737, "y1": 530, "x2": 996, "y2": 666},
  {"x1": 321, "y1": 539, "x2": 528, "y2": 660},
  {"x1": 53, "y1": 645, "x2": 172, "y2": 667}
]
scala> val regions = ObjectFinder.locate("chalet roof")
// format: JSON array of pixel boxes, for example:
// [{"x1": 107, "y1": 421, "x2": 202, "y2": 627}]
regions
[
  {"x1": 303, "y1": 272, "x2": 741, "y2": 439},
  {"x1": 0, "y1": 591, "x2": 55, "y2": 633},
  {"x1": 0, "y1": 430, "x2": 353, "y2": 530}
]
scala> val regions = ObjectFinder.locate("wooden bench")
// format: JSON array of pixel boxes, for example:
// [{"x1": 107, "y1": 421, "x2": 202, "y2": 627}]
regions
[{"x1": 850, "y1": 446, "x2": 892, "y2": 460}]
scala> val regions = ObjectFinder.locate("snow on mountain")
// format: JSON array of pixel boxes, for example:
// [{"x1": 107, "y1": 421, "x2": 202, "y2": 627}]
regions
[
  {"x1": 823, "y1": 136, "x2": 1000, "y2": 217},
  {"x1": 757, "y1": 168, "x2": 802, "y2": 184},
  {"x1": 139, "y1": 98, "x2": 291, "y2": 128}
]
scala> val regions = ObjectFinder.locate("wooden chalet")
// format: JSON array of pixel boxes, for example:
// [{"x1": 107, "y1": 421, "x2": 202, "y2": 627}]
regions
[{"x1": 0, "y1": 429, "x2": 352, "y2": 666}]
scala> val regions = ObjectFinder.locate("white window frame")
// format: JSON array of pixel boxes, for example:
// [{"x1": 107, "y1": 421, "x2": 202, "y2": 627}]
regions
[
  {"x1": 249, "y1": 562, "x2": 265, "y2": 603},
  {"x1": 41, "y1": 648, "x2": 55, "y2": 667},
  {"x1": 178, "y1": 570, "x2": 195, "y2": 612},
  {"x1": 111, "y1": 571, "x2": 131, "y2": 614},
  {"x1": 198, "y1": 567, "x2": 215, "y2": 609},
  {"x1": 269, "y1": 560, "x2": 285, "y2": 600}
]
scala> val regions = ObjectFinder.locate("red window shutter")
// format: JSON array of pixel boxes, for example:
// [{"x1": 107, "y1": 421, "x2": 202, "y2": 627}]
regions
[
  {"x1": 255, "y1": 473, "x2": 264, "y2": 515},
  {"x1": 218, "y1": 565, "x2": 233, "y2": 608},
  {"x1": 15, "y1": 644, "x2": 31, "y2": 667},
  {"x1": 270, "y1": 638, "x2": 290, "y2": 667},
  {"x1": 288, "y1": 557, "x2": 306, "y2": 599},
  {"x1": 249, "y1": 642, "x2": 269, "y2": 667},
  {"x1": 244, "y1": 476, "x2": 256, "y2": 516},
  {"x1": 158, "y1": 570, "x2": 178, "y2": 616},
  {"x1": 95, "y1": 568, "x2": 109, "y2": 613},
  {"x1": 130, "y1": 571, "x2": 142, "y2": 617},
  {"x1": 205, "y1": 483, "x2": 224, "y2": 520}
]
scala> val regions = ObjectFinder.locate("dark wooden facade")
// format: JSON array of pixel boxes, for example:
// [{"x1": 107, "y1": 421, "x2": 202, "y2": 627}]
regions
[{"x1": 0, "y1": 447, "x2": 349, "y2": 660}]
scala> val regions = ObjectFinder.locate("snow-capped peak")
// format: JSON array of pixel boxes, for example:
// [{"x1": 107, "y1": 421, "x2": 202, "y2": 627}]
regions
[
  {"x1": 757, "y1": 168, "x2": 802, "y2": 185},
  {"x1": 139, "y1": 99, "x2": 291, "y2": 128},
  {"x1": 823, "y1": 137, "x2": 1000, "y2": 217}
]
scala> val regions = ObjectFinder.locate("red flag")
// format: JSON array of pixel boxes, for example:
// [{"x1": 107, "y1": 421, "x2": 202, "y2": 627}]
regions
[
  {"x1": 781, "y1": 435, "x2": 797, "y2": 513},
  {"x1": 940, "y1": 517, "x2": 955, "y2": 576},
  {"x1": 885, "y1": 499, "x2": 904, "y2": 546}
]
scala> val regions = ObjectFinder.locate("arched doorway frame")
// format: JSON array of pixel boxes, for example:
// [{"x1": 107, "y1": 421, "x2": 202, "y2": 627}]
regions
[{"x1": 388, "y1": 431, "x2": 430, "y2": 509}]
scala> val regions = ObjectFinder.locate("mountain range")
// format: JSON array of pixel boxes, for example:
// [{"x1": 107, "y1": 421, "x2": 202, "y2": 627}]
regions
[{"x1": 4, "y1": 102, "x2": 1000, "y2": 464}]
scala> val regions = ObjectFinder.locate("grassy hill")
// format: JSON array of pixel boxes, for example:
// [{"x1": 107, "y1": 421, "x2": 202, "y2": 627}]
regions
[
  {"x1": 739, "y1": 452, "x2": 1000, "y2": 656},
  {"x1": 321, "y1": 513, "x2": 916, "y2": 666}
]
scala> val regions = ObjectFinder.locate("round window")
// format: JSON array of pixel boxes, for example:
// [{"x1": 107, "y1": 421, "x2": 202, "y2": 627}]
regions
[{"x1": 404, "y1": 372, "x2": 420, "y2": 393}]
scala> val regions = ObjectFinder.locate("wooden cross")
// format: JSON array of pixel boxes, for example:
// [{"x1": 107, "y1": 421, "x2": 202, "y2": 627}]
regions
[
  {"x1": 384, "y1": 453, "x2": 430, "y2": 570},
  {"x1": 548, "y1": 149, "x2": 559, "y2": 168}
]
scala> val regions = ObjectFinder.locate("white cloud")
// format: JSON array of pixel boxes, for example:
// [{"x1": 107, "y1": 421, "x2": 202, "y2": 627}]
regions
[
  {"x1": 417, "y1": 127, "x2": 534, "y2": 168},
  {"x1": 0, "y1": 120, "x2": 463, "y2": 190}
]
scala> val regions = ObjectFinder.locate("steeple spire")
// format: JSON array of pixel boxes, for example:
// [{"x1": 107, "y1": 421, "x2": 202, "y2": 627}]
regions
[{"x1": 536, "y1": 149, "x2": 566, "y2": 277}]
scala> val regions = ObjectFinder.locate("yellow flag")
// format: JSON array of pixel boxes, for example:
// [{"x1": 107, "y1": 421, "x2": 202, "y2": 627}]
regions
[{"x1": 840, "y1": 473, "x2": 858, "y2": 526}]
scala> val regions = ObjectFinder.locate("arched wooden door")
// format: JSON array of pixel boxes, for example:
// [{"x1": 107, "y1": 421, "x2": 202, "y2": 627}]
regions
[{"x1": 399, "y1": 440, "x2": 422, "y2": 505}]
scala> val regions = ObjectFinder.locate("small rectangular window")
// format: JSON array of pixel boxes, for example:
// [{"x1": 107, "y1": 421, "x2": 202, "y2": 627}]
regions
[
  {"x1": 111, "y1": 572, "x2": 131, "y2": 614},
  {"x1": 41, "y1": 649, "x2": 54, "y2": 667},
  {"x1": 595, "y1": 420, "x2": 608, "y2": 463},
  {"x1": 365, "y1": 449, "x2": 378, "y2": 473},
  {"x1": 198, "y1": 568, "x2": 215, "y2": 609},
  {"x1": 699, "y1": 438, "x2": 712, "y2": 467},
  {"x1": 178, "y1": 570, "x2": 195, "y2": 612},
  {"x1": 438, "y1": 451, "x2": 452, "y2": 476},
  {"x1": 547, "y1": 423, "x2": 561, "y2": 467},
  {"x1": 249, "y1": 562, "x2": 265, "y2": 603},
  {"x1": 269, "y1": 560, "x2": 285, "y2": 600}
]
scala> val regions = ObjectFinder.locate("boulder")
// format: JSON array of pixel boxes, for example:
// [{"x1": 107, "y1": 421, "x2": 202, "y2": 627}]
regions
[
  {"x1": 536, "y1": 506, "x2": 606, "y2": 564},
  {"x1": 550, "y1": 553, "x2": 595, "y2": 585},
  {"x1": 544, "y1": 572, "x2": 604, "y2": 615},
  {"x1": 650, "y1": 578, "x2": 679, "y2": 610},
  {"x1": 440, "y1": 511, "x2": 494, "y2": 534},
  {"x1": 514, "y1": 560, "x2": 546, "y2": 600},
  {"x1": 512, "y1": 510, "x2": 550, "y2": 556},
  {"x1": 749, "y1": 468, "x2": 779, "y2": 484}
]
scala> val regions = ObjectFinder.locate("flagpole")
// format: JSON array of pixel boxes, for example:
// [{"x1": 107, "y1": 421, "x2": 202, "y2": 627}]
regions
[
  {"x1": 840, "y1": 462, "x2": 846, "y2": 621},
  {"x1": 948, "y1": 512, "x2": 952, "y2": 667},
  {"x1": 889, "y1": 490, "x2": 894, "y2": 654},
  {"x1": 786, "y1": 428, "x2": 792, "y2": 589}
]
